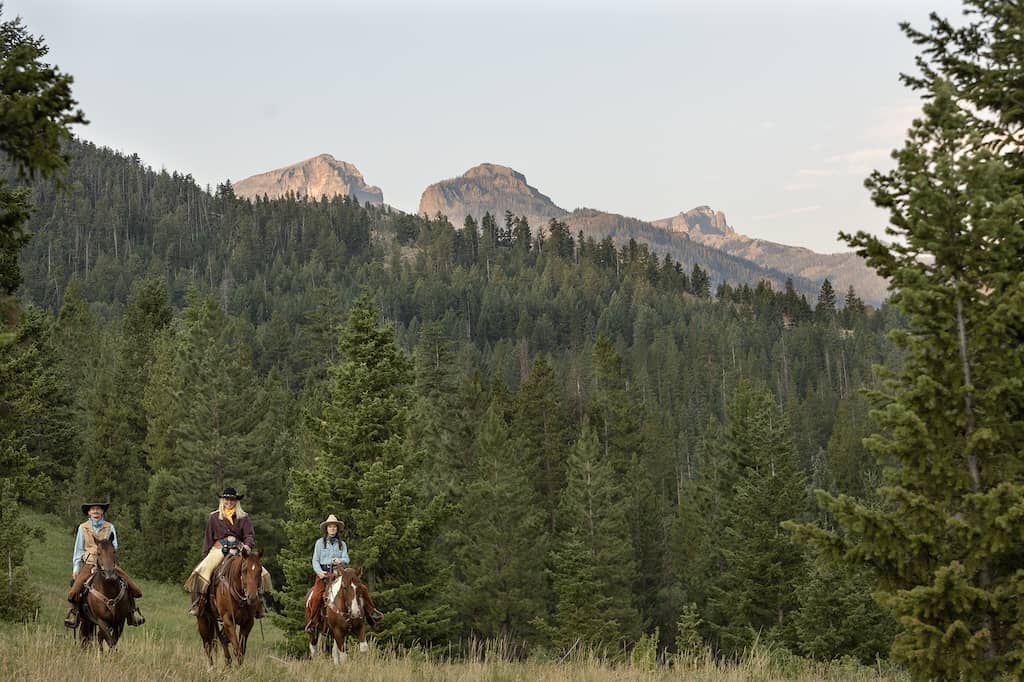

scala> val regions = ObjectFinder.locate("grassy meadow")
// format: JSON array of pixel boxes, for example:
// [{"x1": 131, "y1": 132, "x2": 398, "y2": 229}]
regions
[{"x1": 0, "y1": 513, "x2": 905, "y2": 681}]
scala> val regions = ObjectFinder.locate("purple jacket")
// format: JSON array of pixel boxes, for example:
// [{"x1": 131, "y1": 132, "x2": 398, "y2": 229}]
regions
[{"x1": 202, "y1": 510, "x2": 256, "y2": 554}]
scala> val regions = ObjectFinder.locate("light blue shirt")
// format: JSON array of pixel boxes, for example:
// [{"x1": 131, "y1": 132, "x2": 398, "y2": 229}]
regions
[
  {"x1": 72, "y1": 519, "x2": 118, "y2": 575},
  {"x1": 312, "y1": 536, "x2": 349, "y2": 576}
]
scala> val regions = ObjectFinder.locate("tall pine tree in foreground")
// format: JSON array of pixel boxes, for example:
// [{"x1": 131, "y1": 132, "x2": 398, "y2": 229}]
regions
[
  {"x1": 796, "y1": 3, "x2": 1024, "y2": 677},
  {"x1": 277, "y1": 293, "x2": 451, "y2": 651}
]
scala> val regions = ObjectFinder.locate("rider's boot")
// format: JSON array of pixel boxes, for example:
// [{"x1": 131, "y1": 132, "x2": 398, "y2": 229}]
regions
[
  {"x1": 63, "y1": 603, "x2": 79, "y2": 629},
  {"x1": 187, "y1": 583, "x2": 205, "y2": 617},
  {"x1": 127, "y1": 597, "x2": 146, "y2": 626}
]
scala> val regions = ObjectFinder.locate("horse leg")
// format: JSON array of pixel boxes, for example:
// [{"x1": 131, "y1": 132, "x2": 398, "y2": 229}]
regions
[
  {"x1": 79, "y1": 619, "x2": 92, "y2": 650},
  {"x1": 197, "y1": 612, "x2": 215, "y2": 668},
  {"x1": 355, "y1": 621, "x2": 368, "y2": 653},
  {"x1": 222, "y1": 614, "x2": 243, "y2": 666},
  {"x1": 239, "y1": 616, "x2": 254, "y2": 658},
  {"x1": 331, "y1": 626, "x2": 348, "y2": 664},
  {"x1": 308, "y1": 629, "x2": 319, "y2": 658}
]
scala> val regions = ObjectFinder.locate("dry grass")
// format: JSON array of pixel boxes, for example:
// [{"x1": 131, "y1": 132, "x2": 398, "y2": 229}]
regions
[
  {"x1": 0, "y1": 630, "x2": 904, "y2": 682},
  {"x1": 1, "y1": 513, "x2": 905, "y2": 680}
]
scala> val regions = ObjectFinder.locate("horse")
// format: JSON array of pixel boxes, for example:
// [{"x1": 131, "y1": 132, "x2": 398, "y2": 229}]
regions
[
  {"x1": 309, "y1": 566, "x2": 369, "y2": 664},
  {"x1": 196, "y1": 547, "x2": 264, "y2": 668},
  {"x1": 77, "y1": 538, "x2": 132, "y2": 651}
]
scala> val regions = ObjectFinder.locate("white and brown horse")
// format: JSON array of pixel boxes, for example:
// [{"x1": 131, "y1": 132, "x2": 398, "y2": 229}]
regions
[{"x1": 309, "y1": 566, "x2": 369, "y2": 663}]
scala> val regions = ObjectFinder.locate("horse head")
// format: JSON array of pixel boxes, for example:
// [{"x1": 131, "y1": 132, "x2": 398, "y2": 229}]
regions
[
  {"x1": 96, "y1": 538, "x2": 118, "y2": 581},
  {"x1": 338, "y1": 567, "x2": 363, "y2": 621},
  {"x1": 238, "y1": 547, "x2": 264, "y2": 606}
]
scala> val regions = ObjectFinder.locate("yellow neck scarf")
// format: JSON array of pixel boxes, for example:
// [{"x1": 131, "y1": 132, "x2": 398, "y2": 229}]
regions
[{"x1": 223, "y1": 507, "x2": 235, "y2": 524}]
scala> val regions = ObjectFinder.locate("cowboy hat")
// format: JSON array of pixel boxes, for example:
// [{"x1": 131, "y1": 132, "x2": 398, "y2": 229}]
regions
[
  {"x1": 320, "y1": 514, "x2": 344, "y2": 531},
  {"x1": 218, "y1": 487, "x2": 244, "y2": 500},
  {"x1": 81, "y1": 501, "x2": 110, "y2": 515}
]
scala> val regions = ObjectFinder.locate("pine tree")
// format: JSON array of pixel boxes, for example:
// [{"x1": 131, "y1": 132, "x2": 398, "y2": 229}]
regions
[
  {"x1": 795, "y1": 5, "x2": 1024, "y2": 676},
  {"x1": 451, "y1": 401, "x2": 547, "y2": 644},
  {"x1": 0, "y1": 8, "x2": 86, "y2": 285},
  {"x1": 513, "y1": 354, "x2": 571, "y2": 532},
  {"x1": 278, "y1": 292, "x2": 452, "y2": 650},
  {"x1": 548, "y1": 423, "x2": 640, "y2": 649},
  {"x1": 704, "y1": 380, "x2": 807, "y2": 655}
]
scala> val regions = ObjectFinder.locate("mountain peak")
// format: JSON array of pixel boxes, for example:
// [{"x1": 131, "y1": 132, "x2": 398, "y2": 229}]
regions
[
  {"x1": 656, "y1": 206, "x2": 735, "y2": 239},
  {"x1": 234, "y1": 155, "x2": 383, "y2": 204},
  {"x1": 419, "y1": 163, "x2": 566, "y2": 226}
]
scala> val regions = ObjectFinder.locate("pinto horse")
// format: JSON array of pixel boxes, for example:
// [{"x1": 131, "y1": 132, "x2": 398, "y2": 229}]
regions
[
  {"x1": 78, "y1": 538, "x2": 131, "y2": 651},
  {"x1": 196, "y1": 548, "x2": 264, "y2": 667},
  {"x1": 309, "y1": 566, "x2": 369, "y2": 664}
]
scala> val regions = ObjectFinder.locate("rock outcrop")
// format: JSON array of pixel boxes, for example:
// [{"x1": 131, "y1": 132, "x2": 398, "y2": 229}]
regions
[
  {"x1": 418, "y1": 163, "x2": 567, "y2": 228},
  {"x1": 233, "y1": 154, "x2": 383, "y2": 204},
  {"x1": 651, "y1": 209, "x2": 888, "y2": 304}
]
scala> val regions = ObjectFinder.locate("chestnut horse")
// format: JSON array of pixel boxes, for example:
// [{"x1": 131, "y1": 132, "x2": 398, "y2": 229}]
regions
[
  {"x1": 196, "y1": 548, "x2": 264, "y2": 667},
  {"x1": 309, "y1": 566, "x2": 368, "y2": 663},
  {"x1": 78, "y1": 538, "x2": 131, "y2": 650}
]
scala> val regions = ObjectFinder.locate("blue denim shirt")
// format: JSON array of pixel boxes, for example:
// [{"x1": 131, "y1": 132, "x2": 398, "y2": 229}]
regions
[
  {"x1": 311, "y1": 536, "x2": 349, "y2": 576},
  {"x1": 72, "y1": 519, "x2": 118, "y2": 575}
]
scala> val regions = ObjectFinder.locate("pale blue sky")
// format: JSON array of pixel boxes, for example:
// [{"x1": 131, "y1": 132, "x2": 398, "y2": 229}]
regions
[{"x1": 11, "y1": 0, "x2": 966, "y2": 253}]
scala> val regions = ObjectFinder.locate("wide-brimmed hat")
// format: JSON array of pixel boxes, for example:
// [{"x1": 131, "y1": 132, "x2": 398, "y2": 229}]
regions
[
  {"x1": 219, "y1": 487, "x2": 244, "y2": 500},
  {"x1": 320, "y1": 514, "x2": 344, "y2": 531},
  {"x1": 81, "y1": 501, "x2": 110, "y2": 515}
]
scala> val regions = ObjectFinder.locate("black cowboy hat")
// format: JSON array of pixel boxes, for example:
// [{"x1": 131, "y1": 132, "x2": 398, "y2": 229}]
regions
[
  {"x1": 81, "y1": 501, "x2": 110, "y2": 515},
  {"x1": 219, "y1": 487, "x2": 244, "y2": 500}
]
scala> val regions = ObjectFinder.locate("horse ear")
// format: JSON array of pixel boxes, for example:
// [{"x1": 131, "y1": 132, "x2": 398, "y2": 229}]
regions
[
  {"x1": 355, "y1": 566, "x2": 362, "y2": 577},
  {"x1": 257, "y1": 547, "x2": 264, "y2": 559}
]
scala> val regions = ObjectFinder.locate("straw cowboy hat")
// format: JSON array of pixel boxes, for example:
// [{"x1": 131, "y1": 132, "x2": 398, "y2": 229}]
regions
[{"x1": 320, "y1": 514, "x2": 344, "y2": 531}]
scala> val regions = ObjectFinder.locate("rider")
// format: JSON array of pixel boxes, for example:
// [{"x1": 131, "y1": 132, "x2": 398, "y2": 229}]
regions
[
  {"x1": 303, "y1": 514, "x2": 350, "y2": 633},
  {"x1": 64, "y1": 501, "x2": 145, "y2": 628},
  {"x1": 185, "y1": 487, "x2": 270, "y2": 618},
  {"x1": 303, "y1": 513, "x2": 382, "y2": 634}
]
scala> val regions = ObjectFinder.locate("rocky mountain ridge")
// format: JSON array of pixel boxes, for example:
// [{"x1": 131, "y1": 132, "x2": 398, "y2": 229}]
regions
[
  {"x1": 233, "y1": 154, "x2": 383, "y2": 205},
  {"x1": 235, "y1": 156, "x2": 888, "y2": 304}
]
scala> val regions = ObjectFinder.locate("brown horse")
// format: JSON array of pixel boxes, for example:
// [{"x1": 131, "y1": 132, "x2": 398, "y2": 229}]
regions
[
  {"x1": 309, "y1": 566, "x2": 369, "y2": 663},
  {"x1": 196, "y1": 548, "x2": 264, "y2": 667},
  {"x1": 77, "y1": 538, "x2": 131, "y2": 651}
]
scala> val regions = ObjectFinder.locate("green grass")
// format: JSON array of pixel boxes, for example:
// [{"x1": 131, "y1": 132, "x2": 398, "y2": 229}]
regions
[{"x1": 0, "y1": 512, "x2": 905, "y2": 680}]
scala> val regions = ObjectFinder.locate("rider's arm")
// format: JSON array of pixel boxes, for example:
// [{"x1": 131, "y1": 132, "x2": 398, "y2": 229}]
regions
[
  {"x1": 72, "y1": 526, "x2": 85, "y2": 575},
  {"x1": 341, "y1": 541, "x2": 350, "y2": 566},
  {"x1": 312, "y1": 538, "x2": 324, "y2": 577},
  {"x1": 202, "y1": 514, "x2": 216, "y2": 555},
  {"x1": 241, "y1": 516, "x2": 256, "y2": 550}
]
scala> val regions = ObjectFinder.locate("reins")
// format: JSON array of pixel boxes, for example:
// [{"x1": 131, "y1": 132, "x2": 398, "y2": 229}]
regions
[{"x1": 216, "y1": 554, "x2": 262, "y2": 609}]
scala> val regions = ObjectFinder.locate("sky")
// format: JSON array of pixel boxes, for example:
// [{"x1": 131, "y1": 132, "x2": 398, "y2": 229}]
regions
[{"x1": 11, "y1": 0, "x2": 968, "y2": 254}]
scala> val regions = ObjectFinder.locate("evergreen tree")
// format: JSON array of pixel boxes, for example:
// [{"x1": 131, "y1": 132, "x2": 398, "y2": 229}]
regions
[
  {"x1": 513, "y1": 354, "x2": 571, "y2": 532},
  {"x1": 0, "y1": 8, "x2": 86, "y2": 285},
  {"x1": 704, "y1": 380, "x2": 807, "y2": 654},
  {"x1": 797, "y1": 5, "x2": 1024, "y2": 676},
  {"x1": 278, "y1": 293, "x2": 452, "y2": 650},
  {"x1": 451, "y1": 401, "x2": 547, "y2": 643},
  {"x1": 548, "y1": 423, "x2": 640, "y2": 649},
  {"x1": 815, "y1": 278, "x2": 837, "y2": 323}
]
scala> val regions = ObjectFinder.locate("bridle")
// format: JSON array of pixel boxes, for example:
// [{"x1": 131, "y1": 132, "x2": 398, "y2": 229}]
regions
[{"x1": 219, "y1": 553, "x2": 261, "y2": 607}]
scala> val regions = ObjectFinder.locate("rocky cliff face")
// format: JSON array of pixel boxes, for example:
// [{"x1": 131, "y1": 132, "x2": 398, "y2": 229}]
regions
[
  {"x1": 651, "y1": 210, "x2": 888, "y2": 304},
  {"x1": 233, "y1": 154, "x2": 383, "y2": 204},
  {"x1": 418, "y1": 163, "x2": 567, "y2": 228}
]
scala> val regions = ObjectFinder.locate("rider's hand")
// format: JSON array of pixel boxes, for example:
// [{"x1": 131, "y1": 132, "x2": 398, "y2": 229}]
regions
[{"x1": 242, "y1": 544, "x2": 251, "y2": 553}]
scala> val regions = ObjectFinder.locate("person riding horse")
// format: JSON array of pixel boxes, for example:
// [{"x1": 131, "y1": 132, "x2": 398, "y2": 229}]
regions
[
  {"x1": 303, "y1": 513, "x2": 383, "y2": 634},
  {"x1": 185, "y1": 487, "x2": 271, "y2": 618},
  {"x1": 64, "y1": 501, "x2": 145, "y2": 629}
]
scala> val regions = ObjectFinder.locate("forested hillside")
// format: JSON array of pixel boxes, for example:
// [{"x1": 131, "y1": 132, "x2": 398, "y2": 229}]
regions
[{"x1": 4, "y1": 138, "x2": 895, "y2": 659}]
